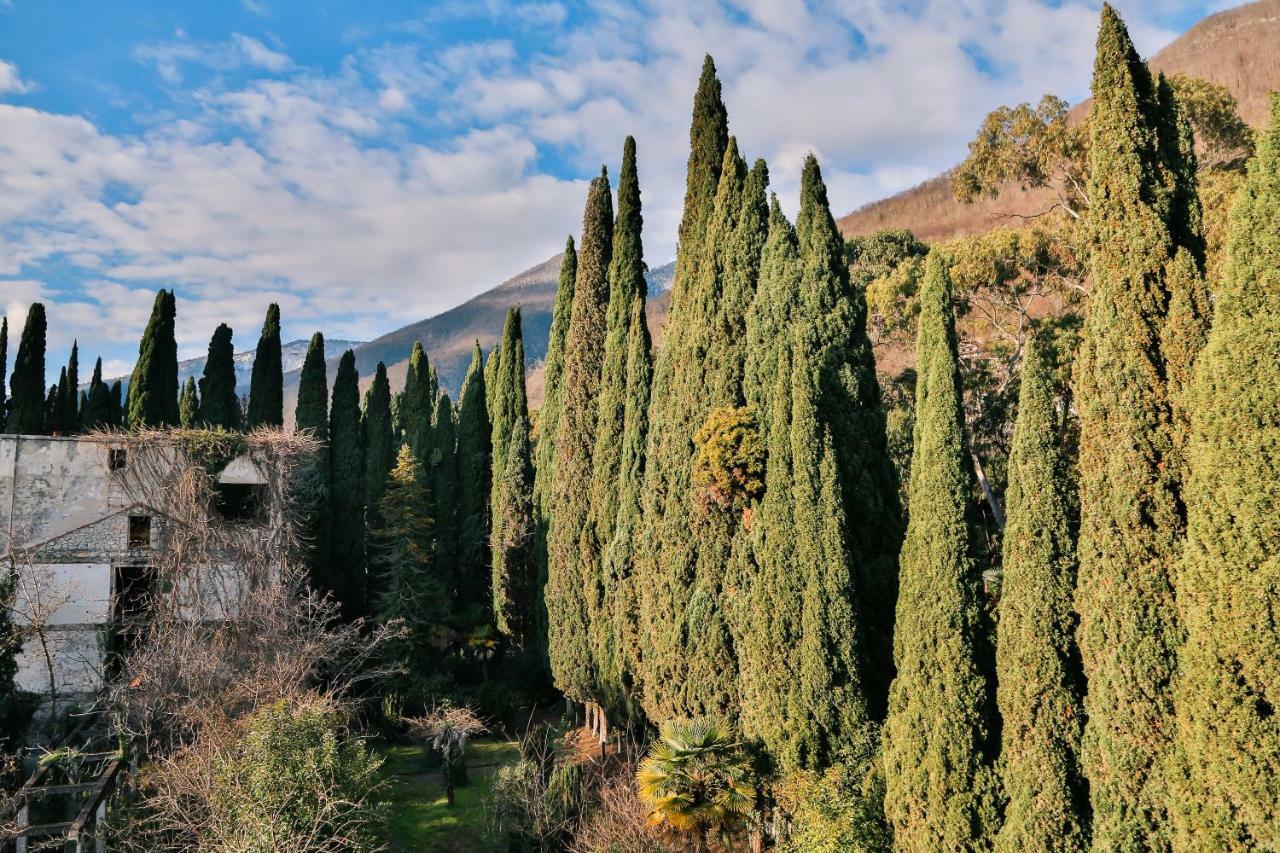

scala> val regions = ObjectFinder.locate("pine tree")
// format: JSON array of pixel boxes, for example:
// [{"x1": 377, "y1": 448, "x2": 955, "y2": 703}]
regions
[
  {"x1": 126, "y1": 289, "x2": 178, "y2": 428},
  {"x1": 294, "y1": 332, "x2": 331, "y2": 594},
  {"x1": 402, "y1": 342, "x2": 434, "y2": 462},
  {"x1": 199, "y1": 323, "x2": 242, "y2": 431},
  {"x1": 371, "y1": 445, "x2": 445, "y2": 692},
  {"x1": 6, "y1": 303, "x2": 47, "y2": 435},
  {"x1": 246, "y1": 303, "x2": 283, "y2": 428},
  {"x1": 82, "y1": 358, "x2": 110, "y2": 430},
  {"x1": 429, "y1": 392, "x2": 460, "y2": 612},
  {"x1": 62, "y1": 341, "x2": 79, "y2": 433},
  {"x1": 327, "y1": 351, "x2": 366, "y2": 622},
  {"x1": 994, "y1": 333, "x2": 1086, "y2": 852},
  {"x1": 1170, "y1": 95, "x2": 1280, "y2": 849},
  {"x1": 882, "y1": 254, "x2": 996, "y2": 850},
  {"x1": 179, "y1": 376, "x2": 199, "y2": 428},
  {"x1": 0, "y1": 316, "x2": 7, "y2": 432},
  {"x1": 1074, "y1": 8, "x2": 1203, "y2": 845},
  {"x1": 455, "y1": 343, "x2": 491, "y2": 622},
  {"x1": 546, "y1": 169, "x2": 613, "y2": 704},
  {"x1": 363, "y1": 362, "x2": 396, "y2": 531}
]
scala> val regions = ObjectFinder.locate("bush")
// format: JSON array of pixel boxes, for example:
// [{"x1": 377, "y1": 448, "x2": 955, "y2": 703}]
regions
[
  {"x1": 774, "y1": 743, "x2": 891, "y2": 853},
  {"x1": 692, "y1": 406, "x2": 765, "y2": 517}
]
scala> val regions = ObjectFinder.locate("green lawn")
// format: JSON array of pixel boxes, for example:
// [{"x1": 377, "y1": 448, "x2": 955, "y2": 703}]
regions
[{"x1": 379, "y1": 738, "x2": 520, "y2": 852}]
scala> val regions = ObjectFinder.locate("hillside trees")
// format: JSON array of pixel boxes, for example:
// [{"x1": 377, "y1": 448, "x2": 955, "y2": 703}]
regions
[
  {"x1": 247, "y1": 303, "x2": 284, "y2": 429},
  {"x1": 1170, "y1": 94, "x2": 1280, "y2": 848},
  {"x1": 1072, "y1": 7, "x2": 1209, "y2": 845},
  {"x1": 199, "y1": 324, "x2": 242, "y2": 430},
  {"x1": 126, "y1": 289, "x2": 179, "y2": 428},
  {"x1": 882, "y1": 254, "x2": 996, "y2": 850}
]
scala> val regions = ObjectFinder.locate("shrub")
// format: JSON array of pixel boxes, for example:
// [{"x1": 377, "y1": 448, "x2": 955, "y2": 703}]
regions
[{"x1": 691, "y1": 406, "x2": 765, "y2": 517}]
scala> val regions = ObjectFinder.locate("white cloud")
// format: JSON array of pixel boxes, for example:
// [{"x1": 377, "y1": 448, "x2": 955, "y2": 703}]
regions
[
  {"x1": 230, "y1": 34, "x2": 289, "y2": 72},
  {"x1": 0, "y1": 59, "x2": 31, "y2": 94},
  {"x1": 378, "y1": 86, "x2": 407, "y2": 111}
]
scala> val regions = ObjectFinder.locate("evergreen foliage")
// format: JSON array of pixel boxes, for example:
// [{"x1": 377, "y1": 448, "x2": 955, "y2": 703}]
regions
[
  {"x1": 126, "y1": 289, "x2": 179, "y2": 428},
  {"x1": 362, "y1": 362, "x2": 396, "y2": 524},
  {"x1": 199, "y1": 323, "x2": 242, "y2": 431},
  {"x1": 295, "y1": 332, "x2": 329, "y2": 441},
  {"x1": 109, "y1": 381, "x2": 123, "y2": 427},
  {"x1": 246, "y1": 303, "x2": 283, "y2": 428},
  {"x1": 429, "y1": 392, "x2": 460, "y2": 610},
  {"x1": 882, "y1": 254, "x2": 996, "y2": 850},
  {"x1": 1073, "y1": 8, "x2": 1207, "y2": 844},
  {"x1": 0, "y1": 317, "x2": 6, "y2": 431},
  {"x1": 455, "y1": 342, "x2": 492, "y2": 622},
  {"x1": 294, "y1": 332, "x2": 331, "y2": 596},
  {"x1": 48, "y1": 368, "x2": 67, "y2": 435},
  {"x1": 179, "y1": 376, "x2": 199, "y2": 428},
  {"x1": 327, "y1": 350, "x2": 366, "y2": 622},
  {"x1": 402, "y1": 341, "x2": 435, "y2": 462},
  {"x1": 546, "y1": 169, "x2": 613, "y2": 704},
  {"x1": 490, "y1": 309, "x2": 525, "y2": 527},
  {"x1": 994, "y1": 334, "x2": 1086, "y2": 852},
  {"x1": 1170, "y1": 95, "x2": 1280, "y2": 849},
  {"x1": 62, "y1": 341, "x2": 79, "y2": 433},
  {"x1": 6, "y1": 303, "x2": 47, "y2": 435},
  {"x1": 82, "y1": 358, "x2": 111, "y2": 431}
]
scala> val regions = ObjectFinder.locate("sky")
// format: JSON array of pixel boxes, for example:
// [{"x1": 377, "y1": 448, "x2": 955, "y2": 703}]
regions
[{"x1": 0, "y1": 0, "x2": 1227, "y2": 380}]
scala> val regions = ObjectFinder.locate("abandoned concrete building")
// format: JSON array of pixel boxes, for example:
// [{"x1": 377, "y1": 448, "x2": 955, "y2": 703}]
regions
[{"x1": 0, "y1": 433, "x2": 283, "y2": 708}]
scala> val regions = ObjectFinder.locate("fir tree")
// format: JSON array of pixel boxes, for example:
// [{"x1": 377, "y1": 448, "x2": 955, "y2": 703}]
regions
[
  {"x1": 246, "y1": 303, "x2": 283, "y2": 428},
  {"x1": 1170, "y1": 95, "x2": 1280, "y2": 849},
  {"x1": 994, "y1": 334, "x2": 1086, "y2": 852},
  {"x1": 455, "y1": 343, "x2": 491, "y2": 621},
  {"x1": 199, "y1": 323, "x2": 242, "y2": 431},
  {"x1": 62, "y1": 341, "x2": 79, "y2": 433},
  {"x1": 402, "y1": 341, "x2": 434, "y2": 462},
  {"x1": 327, "y1": 350, "x2": 366, "y2": 622},
  {"x1": 546, "y1": 169, "x2": 613, "y2": 704},
  {"x1": 179, "y1": 376, "x2": 199, "y2": 428},
  {"x1": 882, "y1": 254, "x2": 996, "y2": 850},
  {"x1": 6, "y1": 303, "x2": 47, "y2": 435},
  {"x1": 126, "y1": 289, "x2": 178, "y2": 428},
  {"x1": 429, "y1": 392, "x2": 460, "y2": 611},
  {"x1": 82, "y1": 358, "x2": 110, "y2": 430},
  {"x1": 1074, "y1": 8, "x2": 1202, "y2": 845},
  {"x1": 371, "y1": 445, "x2": 445, "y2": 692}
]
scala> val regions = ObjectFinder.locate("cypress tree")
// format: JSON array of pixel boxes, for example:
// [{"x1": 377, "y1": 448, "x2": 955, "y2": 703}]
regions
[
  {"x1": 199, "y1": 323, "x2": 241, "y2": 431},
  {"x1": 62, "y1": 341, "x2": 79, "y2": 433},
  {"x1": 455, "y1": 342, "x2": 491, "y2": 621},
  {"x1": 673, "y1": 55, "x2": 728, "y2": 298},
  {"x1": 546, "y1": 169, "x2": 613, "y2": 704},
  {"x1": 1170, "y1": 95, "x2": 1280, "y2": 849},
  {"x1": 293, "y1": 332, "x2": 331, "y2": 594},
  {"x1": 402, "y1": 341, "x2": 434, "y2": 462},
  {"x1": 0, "y1": 316, "x2": 7, "y2": 431},
  {"x1": 6, "y1": 303, "x2": 47, "y2": 435},
  {"x1": 429, "y1": 392, "x2": 460, "y2": 612},
  {"x1": 363, "y1": 362, "x2": 395, "y2": 527},
  {"x1": 995, "y1": 334, "x2": 1086, "y2": 852},
  {"x1": 109, "y1": 381, "x2": 123, "y2": 427},
  {"x1": 882, "y1": 254, "x2": 996, "y2": 850},
  {"x1": 490, "y1": 309, "x2": 524, "y2": 525},
  {"x1": 126, "y1": 289, "x2": 178, "y2": 428},
  {"x1": 1073, "y1": 8, "x2": 1203, "y2": 844},
  {"x1": 48, "y1": 368, "x2": 67, "y2": 435},
  {"x1": 246, "y1": 303, "x2": 283, "y2": 428},
  {"x1": 492, "y1": 405, "x2": 536, "y2": 649},
  {"x1": 179, "y1": 376, "x2": 198, "y2": 428},
  {"x1": 327, "y1": 350, "x2": 366, "y2": 622},
  {"x1": 82, "y1": 358, "x2": 110, "y2": 431}
]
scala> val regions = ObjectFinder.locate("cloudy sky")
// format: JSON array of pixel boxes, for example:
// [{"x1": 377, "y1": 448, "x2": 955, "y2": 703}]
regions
[{"x1": 0, "y1": 0, "x2": 1225, "y2": 379}]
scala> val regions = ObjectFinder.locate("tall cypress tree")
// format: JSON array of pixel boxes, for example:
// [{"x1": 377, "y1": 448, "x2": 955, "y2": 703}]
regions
[
  {"x1": 455, "y1": 342, "x2": 491, "y2": 622},
  {"x1": 546, "y1": 170, "x2": 613, "y2": 704},
  {"x1": 82, "y1": 358, "x2": 110, "y2": 431},
  {"x1": 995, "y1": 334, "x2": 1086, "y2": 852},
  {"x1": 62, "y1": 341, "x2": 79, "y2": 433},
  {"x1": 327, "y1": 350, "x2": 366, "y2": 622},
  {"x1": 294, "y1": 332, "x2": 331, "y2": 594},
  {"x1": 48, "y1": 368, "x2": 67, "y2": 435},
  {"x1": 402, "y1": 341, "x2": 434, "y2": 462},
  {"x1": 882, "y1": 254, "x2": 996, "y2": 850},
  {"x1": 179, "y1": 376, "x2": 199, "y2": 428},
  {"x1": 490, "y1": 309, "x2": 525, "y2": 528},
  {"x1": 126, "y1": 289, "x2": 178, "y2": 428},
  {"x1": 430, "y1": 392, "x2": 460, "y2": 612},
  {"x1": 1074, "y1": 8, "x2": 1203, "y2": 845},
  {"x1": 6, "y1": 303, "x2": 47, "y2": 435},
  {"x1": 0, "y1": 316, "x2": 7, "y2": 431},
  {"x1": 492, "y1": 377, "x2": 536, "y2": 649},
  {"x1": 109, "y1": 381, "x2": 123, "y2": 427},
  {"x1": 363, "y1": 362, "x2": 395, "y2": 525},
  {"x1": 294, "y1": 332, "x2": 329, "y2": 442},
  {"x1": 246, "y1": 303, "x2": 283, "y2": 428},
  {"x1": 1170, "y1": 96, "x2": 1280, "y2": 849},
  {"x1": 199, "y1": 323, "x2": 241, "y2": 431}
]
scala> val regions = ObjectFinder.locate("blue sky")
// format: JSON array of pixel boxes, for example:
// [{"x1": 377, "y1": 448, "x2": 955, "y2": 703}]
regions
[{"x1": 0, "y1": 0, "x2": 1223, "y2": 380}]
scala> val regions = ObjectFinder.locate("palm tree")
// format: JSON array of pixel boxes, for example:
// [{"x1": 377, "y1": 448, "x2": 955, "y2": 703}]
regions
[{"x1": 636, "y1": 718, "x2": 756, "y2": 852}]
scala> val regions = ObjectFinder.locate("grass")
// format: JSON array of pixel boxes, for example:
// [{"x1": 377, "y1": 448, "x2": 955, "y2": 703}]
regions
[{"x1": 378, "y1": 738, "x2": 520, "y2": 852}]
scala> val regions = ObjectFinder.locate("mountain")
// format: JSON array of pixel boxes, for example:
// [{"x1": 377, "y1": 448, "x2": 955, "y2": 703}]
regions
[
  {"x1": 282, "y1": 258, "x2": 674, "y2": 420},
  {"x1": 837, "y1": 0, "x2": 1280, "y2": 241}
]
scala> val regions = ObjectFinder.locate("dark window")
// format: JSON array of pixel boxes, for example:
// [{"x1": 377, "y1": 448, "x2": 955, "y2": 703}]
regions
[
  {"x1": 109, "y1": 448, "x2": 128, "y2": 471},
  {"x1": 128, "y1": 515, "x2": 151, "y2": 549},
  {"x1": 214, "y1": 483, "x2": 264, "y2": 522}
]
